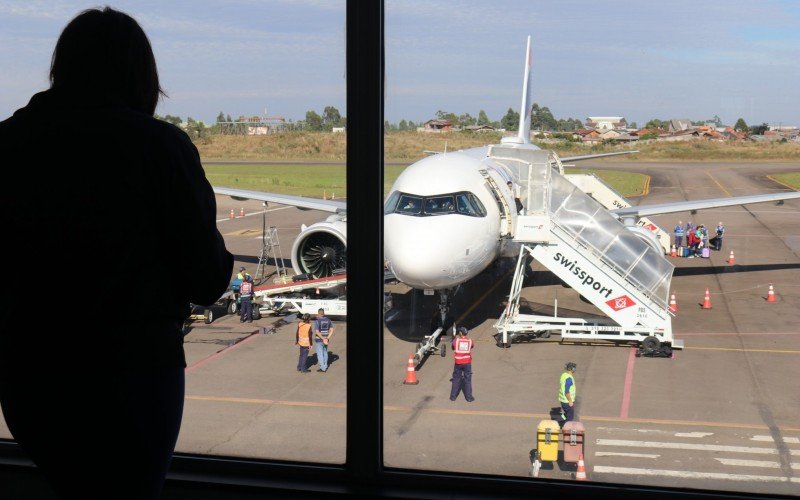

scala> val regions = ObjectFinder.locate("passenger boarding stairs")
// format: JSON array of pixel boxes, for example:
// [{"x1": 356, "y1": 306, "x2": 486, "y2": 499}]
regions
[{"x1": 485, "y1": 146, "x2": 680, "y2": 349}]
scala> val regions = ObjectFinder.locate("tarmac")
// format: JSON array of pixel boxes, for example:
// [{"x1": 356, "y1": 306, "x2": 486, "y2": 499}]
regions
[{"x1": 2, "y1": 161, "x2": 799, "y2": 496}]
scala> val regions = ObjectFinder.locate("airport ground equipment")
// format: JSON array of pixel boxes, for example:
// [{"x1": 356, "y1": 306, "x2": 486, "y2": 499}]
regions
[
  {"x1": 563, "y1": 173, "x2": 670, "y2": 254},
  {"x1": 530, "y1": 420, "x2": 586, "y2": 478},
  {"x1": 488, "y1": 147, "x2": 681, "y2": 350},
  {"x1": 254, "y1": 202, "x2": 288, "y2": 285},
  {"x1": 253, "y1": 274, "x2": 348, "y2": 317}
]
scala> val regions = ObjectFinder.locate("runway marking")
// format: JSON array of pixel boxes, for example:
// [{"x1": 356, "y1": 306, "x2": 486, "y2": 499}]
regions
[
  {"x1": 215, "y1": 205, "x2": 292, "y2": 223},
  {"x1": 182, "y1": 396, "x2": 800, "y2": 433},
  {"x1": 675, "y1": 432, "x2": 715, "y2": 438},
  {"x1": 595, "y1": 439, "x2": 800, "y2": 456},
  {"x1": 455, "y1": 268, "x2": 514, "y2": 324},
  {"x1": 593, "y1": 466, "x2": 800, "y2": 483},
  {"x1": 752, "y1": 435, "x2": 800, "y2": 444},
  {"x1": 677, "y1": 331, "x2": 800, "y2": 337},
  {"x1": 186, "y1": 395, "x2": 344, "y2": 409},
  {"x1": 595, "y1": 452, "x2": 659, "y2": 459},
  {"x1": 766, "y1": 175, "x2": 799, "y2": 192},
  {"x1": 715, "y1": 458, "x2": 800, "y2": 470},
  {"x1": 705, "y1": 171, "x2": 732, "y2": 197},
  {"x1": 642, "y1": 175, "x2": 651, "y2": 197},
  {"x1": 684, "y1": 346, "x2": 800, "y2": 355},
  {"x1": 185, "y1": 330, "x2": 262, "y2": 374},
  {"x1": 619, "y1": 347, "x2": 636, "y2": 419}
]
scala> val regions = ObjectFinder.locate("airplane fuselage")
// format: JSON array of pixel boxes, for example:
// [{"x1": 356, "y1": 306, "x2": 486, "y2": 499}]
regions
[{"x1": 384, "y1": 144, "x2": 536, "y2": 289}]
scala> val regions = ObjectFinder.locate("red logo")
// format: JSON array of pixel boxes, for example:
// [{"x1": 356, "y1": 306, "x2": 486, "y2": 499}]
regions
[
  {"x1": 606, "y1": 295, "x2": 636, "y2": 311},
  {"x1": 644, "y1": 223, "x2": 658, "y2": 232}
]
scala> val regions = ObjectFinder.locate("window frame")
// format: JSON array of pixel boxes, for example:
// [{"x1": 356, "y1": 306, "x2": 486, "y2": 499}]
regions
[{"x1": 0, "y1": 2, "x2": 781, "y2": 499}]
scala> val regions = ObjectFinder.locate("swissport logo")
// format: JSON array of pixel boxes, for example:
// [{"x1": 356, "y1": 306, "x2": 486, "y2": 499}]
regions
[{"x1": 606, "y1": 295, "x2": 636, "y2": 311}]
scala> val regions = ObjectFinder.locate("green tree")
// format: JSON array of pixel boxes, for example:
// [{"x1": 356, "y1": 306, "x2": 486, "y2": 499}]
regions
[
  {"x1": 629, "y1": 121, "x2": 637, "y2": 129},
  {"x1": 750, "y1": 122, "x2": 769, "y2": 135},
  {"x1": 477, "y1": 110, "x2": 490, "y2": 126},
  {"x1": 734, "y1": 118, "x2": 749, "y2": 132},
  {"x1": 305, "y1": 110, "x2": 323, "y2": 131},
  {"x1": 398, "y1": 119, "x2": 408, "y2": 131},
  {"x1": 458, "y1": 113, "x2": 476, "y2": 127},
  {"x1": 435, "y1": 110, "x2": 458, "y2": 125},
  {"x1": 157, "y1": 114, "x2": 182, "y2": 127},
  {"x1": 322, "y1": 106, "x2": 343, "y2": 130},
  {"x1": 645, "y1": 119, "x2": 664, "y2": 129},
  {"x1": 216, "y1": 111, "x2": 225, "y2": 123},
  {"x1": 500, "y1": 107, "x2": 519, "y2": 131},
  {"x1": 185, "y1": 117, "x2": 208, "y2": 140}
]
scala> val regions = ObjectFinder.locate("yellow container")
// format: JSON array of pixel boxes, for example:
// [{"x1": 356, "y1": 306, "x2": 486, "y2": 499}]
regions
[{"x1": 536, "y1": 419, "x2": 560, "y2": 462}]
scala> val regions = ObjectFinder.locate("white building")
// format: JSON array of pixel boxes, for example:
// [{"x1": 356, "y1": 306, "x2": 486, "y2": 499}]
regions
[{"x1": 586, "y1": 116, "x2": 627, "y2": 131}]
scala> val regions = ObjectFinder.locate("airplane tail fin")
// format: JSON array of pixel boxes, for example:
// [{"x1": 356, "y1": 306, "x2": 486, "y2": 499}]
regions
[{"x1": 517, "y1": 36, "x2": 533, "y2": 144}]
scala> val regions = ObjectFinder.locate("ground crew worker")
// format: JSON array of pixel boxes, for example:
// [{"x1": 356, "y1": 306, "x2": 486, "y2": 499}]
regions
[
  {"x1": 295, "y1": 313, "x2": 313, "y2": 373},
  {"x1": 558, "y1": 362, "x2": 577, "y2": 425},
  {"x1": 236, "y1": 266, "x2": 248, "y2": 280},
  {"x1": 507, "y1": 181, "x2": 524, "y2": 215},
  {"x1": 714, "y1": 222, "x2": 725, "y2": 251},
  {"x1": 239, "y1": 275, "x2": 254, "y2": 323},
  {"x1": 313, "y1": 308, "x2": 334, "y2": 372},
  {"x1": 674, "y1": 220, "x2": 684, "y2": 248},
  {"x1": 450, "y1": 326, "x2": 475, "y2": 402}
]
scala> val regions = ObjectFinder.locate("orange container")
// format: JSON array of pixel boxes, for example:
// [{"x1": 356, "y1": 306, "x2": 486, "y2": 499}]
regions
[{"x1": 562, "y1": 421, "x2": 585, "y2": 463}]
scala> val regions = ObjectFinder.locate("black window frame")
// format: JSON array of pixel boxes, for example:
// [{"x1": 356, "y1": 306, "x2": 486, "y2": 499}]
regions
[{"x1": 0, "y1": 2, "x2": 783, "y2": 499}]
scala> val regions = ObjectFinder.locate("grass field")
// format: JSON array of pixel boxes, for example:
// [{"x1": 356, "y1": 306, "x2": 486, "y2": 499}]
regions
[
  {"x1": 204, "y1": 164, "x2": 648, "y2": 198},
  {"x1": 769, "y1": 173, "x2": 800, "y2": 191}
]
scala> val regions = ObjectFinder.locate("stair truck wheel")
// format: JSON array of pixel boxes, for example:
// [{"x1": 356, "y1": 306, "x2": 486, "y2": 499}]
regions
[
  {"x1": 227, "y1": 299, "x2": 238, "y2": 315},
  {"x1": 203, "y1": 309, "x2": 214, "y2": 324},
  {"x1": 642, "y1": 335, "x2": 660, "y2": 350}
]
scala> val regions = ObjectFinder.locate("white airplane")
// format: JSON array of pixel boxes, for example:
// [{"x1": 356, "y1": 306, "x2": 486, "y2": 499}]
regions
[{"x1": 215, "y1": 36, "x2": 800, "y2": 333}]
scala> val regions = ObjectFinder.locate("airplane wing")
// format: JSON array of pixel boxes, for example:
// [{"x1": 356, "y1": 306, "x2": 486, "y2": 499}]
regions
[
  {"x1": 559, "y1": 151, "x2": 639, "y2": 162},
  {"x1": 610, "y1": 191, "x2": 800, "y2": 219},
  {"x1": 213, "y1": 187, "x2": 346, "y2": 214}
]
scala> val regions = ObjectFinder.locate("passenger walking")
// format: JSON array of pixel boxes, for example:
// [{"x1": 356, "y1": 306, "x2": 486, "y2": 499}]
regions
[
  {"x1": 714, "y1": 222, "x2": 725, "y2": 251},
  {"x1": 295, "y1": 314, "x2": 313, "y2": 373},
  {"x1": 674, "y1": 221, "x2": 685, "y2": 248},
  {"x1": 239, "y1": 275, "x2": 254, "y2": 322},
  {"x1": 507, "y1": 181, "x2": 524, "y2": 215},
  {"x1": 313, "y1": 308, "x2": 335, "y2": 372},
  {"x1": 0, "y1": 7, "x2": 233, "y2": 498},
  {"x1": 558, "y1": 362, "x2": 577, "y2": 425},
  {"x1": 449, "y1": 326, "x2": 475, "y2": 402}
]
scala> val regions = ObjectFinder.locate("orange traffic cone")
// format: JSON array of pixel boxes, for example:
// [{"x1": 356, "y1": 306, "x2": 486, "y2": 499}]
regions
[
  {"x1": 403, "y1": 355, "x2": 419, "y2": 385},
  {"x1": 576, "y1": 454, "x2": 587, "y2": 481},
  {"x1": 767, "y1": 284, "x2": 776, "y2": 302},
  {"x1": 239, "y1": 207, "x2": 245, "y2": 217},
  {"x1": 315, "y1": 287, "x2": 320, "y2": 296},
  {"x1": 702, "y1": 288, "x2": 712, "y2": 309},
  {"x1": 229, "y1": 209, "x2": 234, "y2": 219},
  {"x1": 670, "y1": 245, "x2": 677, "y2": 257},
  {"x1": 669, "y1": 293, "x2": 678, "y2": 313},
  {"x1": 728, "y1": 250, "x2": 735, "y2": 265}
]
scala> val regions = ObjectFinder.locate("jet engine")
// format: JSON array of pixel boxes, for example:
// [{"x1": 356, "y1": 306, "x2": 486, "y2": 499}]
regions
[{"x1": 290, "y1": 214, "x2": 347, "y2": 278}]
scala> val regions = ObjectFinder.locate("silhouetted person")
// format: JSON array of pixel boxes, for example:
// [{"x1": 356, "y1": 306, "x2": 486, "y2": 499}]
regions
[{"x1": 0, "y1": 8, "x2": 233, "y2": 499}]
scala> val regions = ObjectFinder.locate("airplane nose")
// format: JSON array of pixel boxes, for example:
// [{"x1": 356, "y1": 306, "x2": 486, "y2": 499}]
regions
[{"x1": 384, "y1": 214, "x2": 485, "y2": 289}]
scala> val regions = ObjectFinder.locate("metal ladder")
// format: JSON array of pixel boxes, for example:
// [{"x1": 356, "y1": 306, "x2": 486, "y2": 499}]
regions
[{"x1": 255, "y1": 204, "x2": 288, "y2": 284}]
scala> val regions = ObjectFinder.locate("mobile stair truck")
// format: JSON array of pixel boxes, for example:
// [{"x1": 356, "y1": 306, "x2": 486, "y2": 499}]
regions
[{"x1": 489, "y1": 146, "x2": 682, "y2": 351}]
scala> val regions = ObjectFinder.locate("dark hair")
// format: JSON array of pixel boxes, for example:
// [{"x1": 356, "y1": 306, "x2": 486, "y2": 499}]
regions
[{"x1": 49, "y1": 7, "x2": 164, "y2": 115}]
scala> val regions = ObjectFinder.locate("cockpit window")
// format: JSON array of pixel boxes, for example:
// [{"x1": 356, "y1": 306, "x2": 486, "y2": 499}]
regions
[{"x1": 388, "y1": 192, "x2": 486, "y2": 217}]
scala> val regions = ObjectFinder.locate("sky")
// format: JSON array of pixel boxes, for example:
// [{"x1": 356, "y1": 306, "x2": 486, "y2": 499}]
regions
[{"x1": 1, "y1": 1, "x2": 798, "y2": 127}]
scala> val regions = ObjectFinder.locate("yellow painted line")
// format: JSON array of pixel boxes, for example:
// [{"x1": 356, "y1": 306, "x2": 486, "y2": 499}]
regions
[
  {"x1": 766, "y1": 174, "x2": 800, "y2": 192},
  {"x1": 187, "y1": 395, "x2": 800, "y2": 433},
  {"x1": 685, "y1": 346, "x2": 800, "y2": 355},
  {"x1": 454, "y1": 268, "x2": 514, "y2": 324},
  {"x1": 641, "y1": 175, "x2": 651, "y2": 196},
  {"x1": 186, "y1": 395, "x2": 344, "y2": 409},
  {"x1": 705, "y1": 171, "x2": 732, "y2": 197}
]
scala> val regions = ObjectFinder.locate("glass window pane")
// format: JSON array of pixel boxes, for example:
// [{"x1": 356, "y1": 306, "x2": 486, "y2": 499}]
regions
[
  {"x1": 383, "y1": 2, "x2": 800, "y2": 498},
  {"x1": 0, "y1": 1, "x2": 347, "y2": 467}
]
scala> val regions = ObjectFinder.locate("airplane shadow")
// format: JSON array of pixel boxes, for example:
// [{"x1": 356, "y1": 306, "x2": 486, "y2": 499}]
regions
[
  {"x1": 232, "y1": 254, "x2": 293, "y2": 270},
  {"x1": 673, "y1": 262, "x2": 800, "y2": 277}
]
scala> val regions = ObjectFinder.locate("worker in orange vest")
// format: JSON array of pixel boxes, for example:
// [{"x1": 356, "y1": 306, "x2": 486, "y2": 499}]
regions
[
  {"x1": 449, "y1": 326, "x2": 475, "y2": 402},
  {"x1": 295, "y1": 313, "x2": 313, "y2": 373}
]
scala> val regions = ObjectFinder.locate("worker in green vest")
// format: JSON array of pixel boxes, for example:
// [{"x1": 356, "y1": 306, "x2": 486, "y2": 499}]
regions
[{"x1": 558, "y1": 362, "x2": 577, "y2": 425}]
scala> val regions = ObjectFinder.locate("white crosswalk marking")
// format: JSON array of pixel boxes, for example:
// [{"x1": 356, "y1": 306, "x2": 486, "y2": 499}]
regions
[
  {"x1": 675, "y1": 432, "x2": 713, "y2": 438},
  {"x1": 750, "y1": 435, "x2": 800, "y2": 444},
  {"x1": 596, "y1": 439, "x2": 800, "y2": 456},
  {"x1": 593, "y1": 466, "x2": 800, "y2": 483},
  {"x1": 715, "y1": 458, "x2": 800, "y2": 470},
  {"x1": 595, "y1": 452, "x2": 659, "y2": 459}
]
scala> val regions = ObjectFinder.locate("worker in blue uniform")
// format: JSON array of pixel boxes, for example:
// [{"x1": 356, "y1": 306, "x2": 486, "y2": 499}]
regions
[{"x1": 239, "y1": 274, "x2": 254, "y2": 323}]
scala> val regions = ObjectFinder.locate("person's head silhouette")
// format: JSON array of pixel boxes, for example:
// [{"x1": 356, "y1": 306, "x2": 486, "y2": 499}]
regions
[{"x1": 49, "y1": 7, "x2": 165, "y2": 115}]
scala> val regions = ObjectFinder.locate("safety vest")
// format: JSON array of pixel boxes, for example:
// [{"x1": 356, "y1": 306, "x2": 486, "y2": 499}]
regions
[
  {"x1": 558, "y1": 372, "x2": 576, "y2": 403},
  {"x1": 240, "y1": 281, "x2": 253, "y2": 297},
  {"x1": 674, "y1": 225, "x2": 684, "y2": 235},
  {"x1": 453, "y1": 336, "x2": 473, "y2": 365},
  {"x1": 297, "y1": 323, "x2": 312, "y2": 347},
  {"x1": 315, "y1": 317, "x2": 332, "y2": 337}
]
